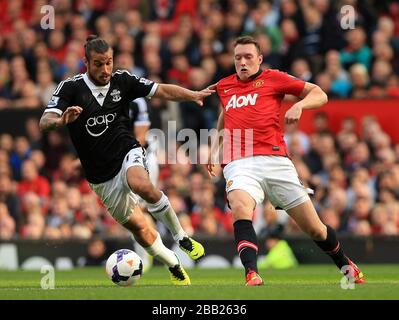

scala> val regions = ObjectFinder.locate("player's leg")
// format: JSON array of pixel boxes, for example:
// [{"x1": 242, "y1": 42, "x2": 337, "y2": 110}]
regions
[
  {"x1": 126, "y1": 157, "x2": 204, "y2": 261},
  {"x1": 89, "y1": 169, "x2": 190, "y2": 285},
  {"x1": 224, "y1": 158, "x2": 266, "y2": 286},
  {"x1": 286, "y1": 201, "x2": 365, "y2": 283},
  {"x1": 122, "y1": 205, "x2": 190, "y2": 285},
  {"x1": 264, "y1": 156, "x2": 365, "y2": 283},
  {"x1": 227, "y1": 189, "x2": 264, "y2": 286}
]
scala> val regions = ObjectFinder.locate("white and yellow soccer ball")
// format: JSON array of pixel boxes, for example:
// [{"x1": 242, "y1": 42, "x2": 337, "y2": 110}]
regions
[{"x1": 106, "y1": 249, "x2": 143, "y2": 286}]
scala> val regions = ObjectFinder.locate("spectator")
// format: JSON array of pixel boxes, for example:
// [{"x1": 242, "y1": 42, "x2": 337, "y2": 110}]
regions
[
  {"x1": 179, "y1": 68, "x2": 209, "y2": 138},
  {"x1": 369, "y1": 60, "x2": 393, "y2": 97},
  {"x1": 35, "y1": 69, "x2": 56, "y2": 108},
  {"x1": 33, "y1": 42, "x2": 60, "y2": 82},
  {"x1": 17, "y1": 159, "x2": 51, "y2": 212},
  {"x1": 190, "y1": 183, "x2": 232, "y2": 235},
  {"x1": 47, "y1": 196, "x2": 74, "y2": 228},
  {"x1": 348, "y1": 194, "x2": 373, "y2": 233},
  {"x1": 43, "y1": 226, "x2": 62, "y2": 239},
  {"x1": 0, "y1": 59, "x2": 11, "y2": 108},
  {"x1": 47, "y1": 30, "x2": 67, "y2": 65},
  {"x1": 340, "y1": 27, "x2": 373, "y2": 70},
  {"x1": 0, "y1": 174, "x2": 22, "y2": 231},
  {"x1": 10, "y1": 136, "x2": 31, "y2": 181},
  {"x1": 258, "y1": 215, "x2": 298, "y2": 270},
  {"x1": 254, "y1": 33, "x2": 282, "y2": 69},
  {"x1": 42, "y1": 130, "x2": 71, "y2": 176},
  {"x1": 82, "y1": 238, "x2": 108, "y2": 266},
  {"x1": 320, "y1": 207, "x2": 341, "y2": 231},
  {"x1": 51, "y1": 153, "x2": 83, "y2": 187},
  {"x1": 114, "y1": 52, "x2": 145, "y2": 78},
  {"x1": 301, "y1": 2, "x2": 323, "y2": 59},
  {"x1": 370, "y1": 204, "x2": 390, "y2": 235},
  {"x1": 314, "y1": 72, "x2": 336, "y2": 98},
  {"x1": 25, "y1": 118, "x2": 43, "y2": 150},
  {"x1": 353, "y1": 220, "x2": 372, "y2": 236},
  {"x1": 71, "y1": 223, "x2": 93, "y2": 239},
  {"x1": 0, "y1": 202, "x2": 16, "y2": 240},
  {"x1": 324, "y1": 50, "x2": 351, "y2": 98},
  {"x1": 0, "y1": 134, "x2": 14, "y2": 154},
  {"x1": 348, "y1": 63, "x2": 370, "y2": 99},
  {"x1": 279, "y1": 18, "x2": 302, "y2": 70},
  {"x1": 291, "y1": 58, "x2": 314, "y2": 82},
  {"x1": 324, "y1": 186, "x2": 349, "y2": 229},
  {"x1": 22, "y1": 210, "x2": 45, "y2": 239}
]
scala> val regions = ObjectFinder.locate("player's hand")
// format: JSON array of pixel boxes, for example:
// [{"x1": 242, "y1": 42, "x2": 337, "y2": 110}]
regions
[
  {"x1": 284, "y1": 104, "x2": 302, "y2": 125},
  {"x1": 61, "y1": 106, "x2": 83, "y2": 125},
  {"x1": 194, "y1": 84, "x2": 217, "y2": 107},
  {"x1": 207, "y1": 83, "x2": 218, "y2": 91},
  {"x1": 207, "y1": 161, "x2": 216, "y2": 177},
  {"x1": 207, "y1": 148, "x2": 219, "y2": 177}
]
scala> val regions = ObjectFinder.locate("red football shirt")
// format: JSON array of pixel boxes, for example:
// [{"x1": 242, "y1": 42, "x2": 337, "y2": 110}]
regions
[{"x1": 216, "y1": 69, "x2": 305, "y2": 164}]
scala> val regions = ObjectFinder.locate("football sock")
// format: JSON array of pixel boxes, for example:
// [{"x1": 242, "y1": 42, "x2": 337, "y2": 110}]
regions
[
  {"x1": 143, "y1": 232, "x2": 179, "y2": 267},
  {"x1": 147, "y1": 192, "x2": 187, "y2": 242},
  {"x1": 234, "y1": 219, "x2": 259, "y2": 274},
  {"x1": 314, "y1": 225, "x2": 350, "y2": 269}
]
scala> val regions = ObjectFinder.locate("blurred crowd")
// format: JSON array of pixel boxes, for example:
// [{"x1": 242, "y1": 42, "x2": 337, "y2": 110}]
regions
[{"x1": 1, "y1": 0, "x2": 399, "y2": 240}]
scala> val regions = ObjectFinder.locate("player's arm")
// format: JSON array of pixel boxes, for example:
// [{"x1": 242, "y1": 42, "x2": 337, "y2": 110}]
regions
[
  {"x1": 207, "y1": 110, "x2": 224, "y2": 177},
  {"x1": 285, "y1": 82, "x2": 328, "y2": 125},
  {"x1": 39, "y1": 106, "x2": 83, "y2": 132},
  {"x1": 153, "y1": 84, "x2": 215, "y2": 106},
  {"x1": 122, "y1": 71, "x2": 215, "y2": 106},
  {"x1": 39, "y1": 80, "x2": 82, "y2": 132}
]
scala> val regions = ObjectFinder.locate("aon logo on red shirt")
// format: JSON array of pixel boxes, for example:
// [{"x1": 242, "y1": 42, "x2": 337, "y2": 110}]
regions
[{"x1": 226, "y1": 94, "x2": 258, "y2": 112}]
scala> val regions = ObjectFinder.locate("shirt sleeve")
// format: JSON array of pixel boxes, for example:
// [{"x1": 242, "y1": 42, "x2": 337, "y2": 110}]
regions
[
  {"x1": 44, "y1": 80, "x2": 74, "y2": 115},
  {"x1": 271, "y1": 70, "x2": 306, "y2": 97},
  {"x1": 117, "y1": 70, "x2": 158, "y2": 101}
]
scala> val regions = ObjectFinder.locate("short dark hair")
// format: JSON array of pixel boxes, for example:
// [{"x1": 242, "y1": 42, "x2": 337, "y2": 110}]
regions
[
  {"x1": 233, "y1": 36, "x2": 261, "y2": 55},
  {"x1": 84, "y1": 35, "x2": 111, "y2": 60}
]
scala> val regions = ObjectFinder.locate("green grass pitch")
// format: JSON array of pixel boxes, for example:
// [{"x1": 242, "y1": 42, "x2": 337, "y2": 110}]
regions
[{"x1": 0, "y1": 265, "x2": 398, "y2": 300}]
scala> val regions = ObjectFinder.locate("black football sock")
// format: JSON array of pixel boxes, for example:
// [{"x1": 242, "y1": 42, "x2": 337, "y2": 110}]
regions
[
  {"x1": 234, "y1": 220, "x2": 259, "y2": 274},
  {"x1": 314, "y1": 225, "x2": 350, "y2": 270}
]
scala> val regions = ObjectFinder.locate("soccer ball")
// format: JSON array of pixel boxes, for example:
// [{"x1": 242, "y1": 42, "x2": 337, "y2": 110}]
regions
[{"x1": 106, "y1": 249, "x2": 143, "y2": 286}]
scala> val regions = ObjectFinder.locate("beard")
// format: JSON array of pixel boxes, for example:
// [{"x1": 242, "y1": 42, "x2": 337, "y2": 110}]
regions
[{"x1": 88, "y1": 71, "x2": 110, "y2": 86}]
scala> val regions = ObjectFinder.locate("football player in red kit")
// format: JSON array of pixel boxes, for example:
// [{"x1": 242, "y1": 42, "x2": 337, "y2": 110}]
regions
[{"x1": 208, "y1": 36, "x2": 365, "y2": 286}]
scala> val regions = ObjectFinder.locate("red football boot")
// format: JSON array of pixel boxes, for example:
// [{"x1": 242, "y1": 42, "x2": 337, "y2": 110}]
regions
[
  {"x1": 347, "y1": 259, "x2": 366, "y2": 284},
  {"x1": 245, "y1": 270, "x2": 264, "y2": 286}
]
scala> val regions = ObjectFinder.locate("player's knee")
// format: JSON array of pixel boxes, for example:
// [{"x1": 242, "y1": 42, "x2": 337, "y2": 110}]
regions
[
  {"x1": 228, "y1": 198, "x2": 253, "y2": 217},
  {"x1": 130, "y1": 179, "x2": 157, "y2": 201}
]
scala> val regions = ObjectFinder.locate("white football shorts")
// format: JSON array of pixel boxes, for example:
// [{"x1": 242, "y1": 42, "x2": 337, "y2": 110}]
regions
[
  {"x1": 89, "y1": 147, "x2": 148, "y2": 224},
  {"x1": 223, "y1": 155, "x2": 311, "y2": 211},
  {"x1": 146, "y1": 139, "x2": 159, "y2": 187}
]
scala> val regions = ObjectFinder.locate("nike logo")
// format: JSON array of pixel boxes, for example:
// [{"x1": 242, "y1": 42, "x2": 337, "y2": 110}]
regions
[{"x1": 224, "y1": 88, "x2": 232, "y2": 93}]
